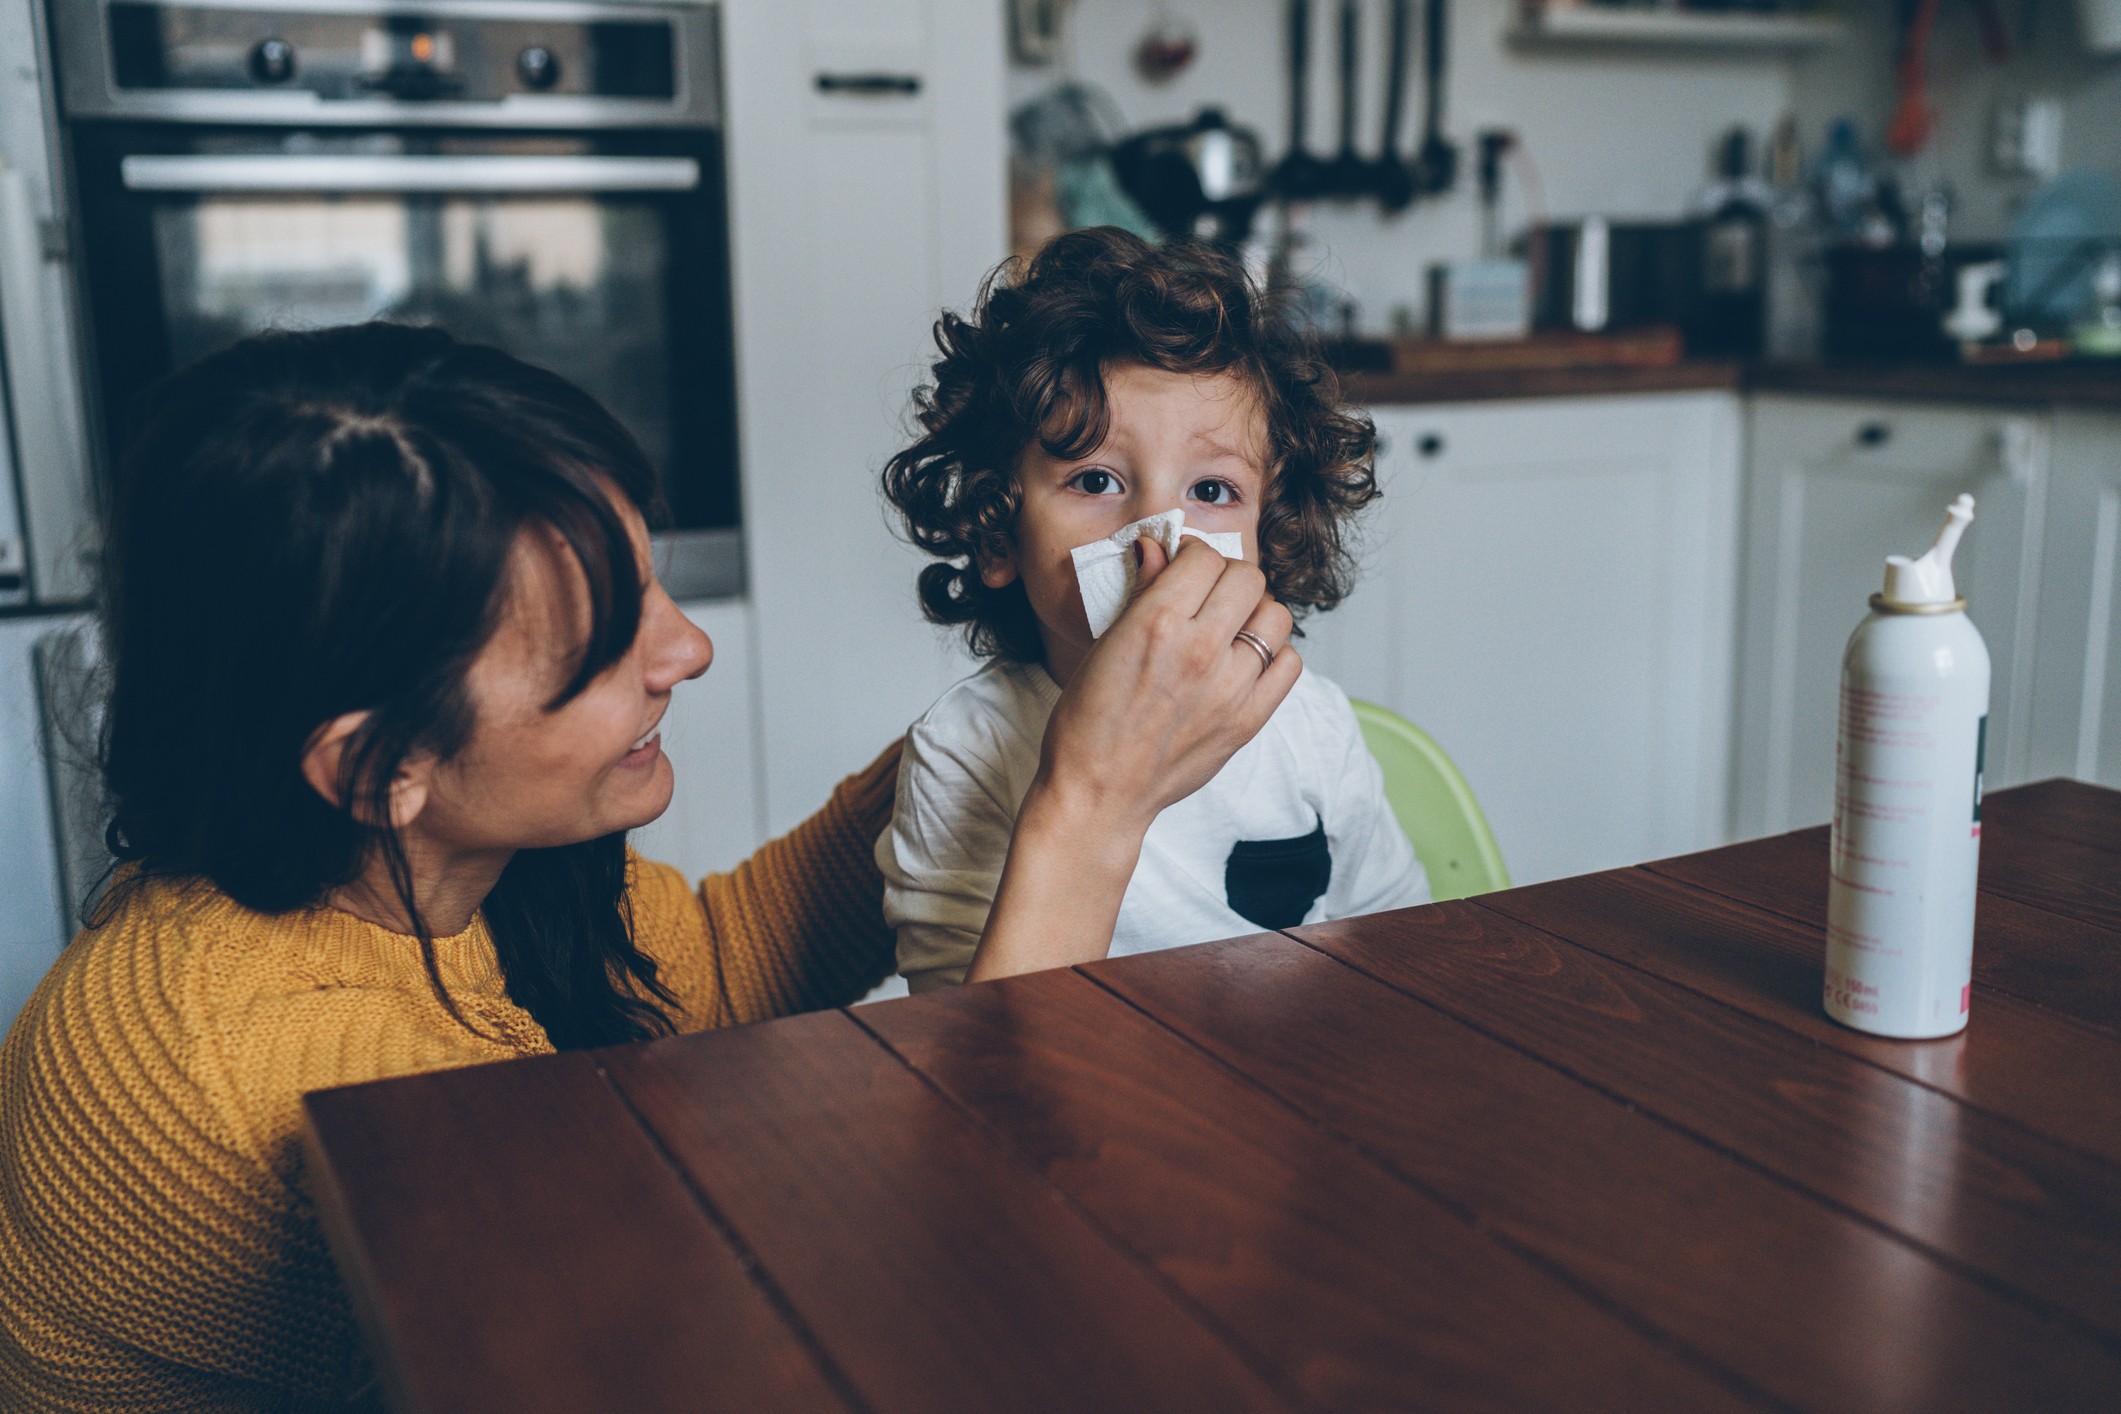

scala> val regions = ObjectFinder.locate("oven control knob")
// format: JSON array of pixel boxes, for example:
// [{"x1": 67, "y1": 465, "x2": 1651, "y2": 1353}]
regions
[
  {"x1": 249, "y1": 37, "x2": 296, "y2": 84},
  {"x1": 516, "y1": 45, "x2": 561, "y2": 90}
]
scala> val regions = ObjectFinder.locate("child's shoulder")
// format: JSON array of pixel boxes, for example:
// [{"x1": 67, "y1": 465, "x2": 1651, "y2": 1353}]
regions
[
  {"x1": 1255, "y1": 664, "x2": 1369, "y2": 765},
  {"x1": 912, "y1": 658, "x2": 1056, "y2": 733},
  {"x1": 1280, "y1": 663, "x2": 1359, "y2": 727},
  {"x1": 901, "y1": 659, "x2": 1058, "y2": 782}
]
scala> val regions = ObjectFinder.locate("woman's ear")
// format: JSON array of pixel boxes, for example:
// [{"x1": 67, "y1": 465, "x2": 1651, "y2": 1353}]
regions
[{"x1": 301, "y1": 712, "x2": 432, "y2": 829}]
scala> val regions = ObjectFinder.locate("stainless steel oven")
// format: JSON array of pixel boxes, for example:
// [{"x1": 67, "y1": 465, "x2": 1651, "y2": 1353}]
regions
[{"x1": 39, "y1": 0, "x2": 741, "y2": 598}]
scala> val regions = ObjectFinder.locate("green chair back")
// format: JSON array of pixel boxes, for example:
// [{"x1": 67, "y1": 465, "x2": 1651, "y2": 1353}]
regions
[{"x1": 1351, "y1": 699, "x2": 1510, "y2": 902}]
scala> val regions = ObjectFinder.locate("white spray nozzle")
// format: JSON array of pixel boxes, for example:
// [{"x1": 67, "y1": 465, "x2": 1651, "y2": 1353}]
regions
[{"x1": 1882, "y1": 493, "x2": 1975, "y2": 607}]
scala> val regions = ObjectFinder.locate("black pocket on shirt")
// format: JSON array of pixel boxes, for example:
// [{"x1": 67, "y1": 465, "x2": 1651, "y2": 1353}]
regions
[{"x1": 1224, "y1": 817, "x2": 1332, "y2": 931}]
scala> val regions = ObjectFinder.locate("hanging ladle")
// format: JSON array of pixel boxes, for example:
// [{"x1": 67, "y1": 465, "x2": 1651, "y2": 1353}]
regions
[
  {"x1": 1324, "y1": 0, "x2": 1370, "y2": 198},
  {"x1": 1371, "y1": 0, "x2": 1417, "y2": 212},
  {"x1": 1270, "y1": 0, "x2": 1331, "y2": 200},
  {"x1": 1408, "y1": 0, "x2": 1458, "y2": 197}
]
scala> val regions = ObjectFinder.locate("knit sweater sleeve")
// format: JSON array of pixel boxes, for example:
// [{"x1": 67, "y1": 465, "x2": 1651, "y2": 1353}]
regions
[
  {"x1": 0, "y1": 896, "x2": 524, "y2": 1412},
  {"x1": 632, "y1": 742, "x2": 902, "y2": 1028}
]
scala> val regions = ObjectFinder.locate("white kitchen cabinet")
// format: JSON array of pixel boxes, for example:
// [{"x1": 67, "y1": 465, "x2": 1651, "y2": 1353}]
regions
[
  {"x1": 630, "y1": 598, "x2": 766, "y2": 879},
  {"x1": 1302, "y1": 392, "x2": 1743, "y2": 887},
  {"x1": 722, "y1": 0, "x2": 1004, "y2": 834},
  {"x1": 2022, "y1": 411, "x2": 2121, "y2": 787},
  {"x1": 1733, "y1": 396, "x2": 2049, "y2": 838}
]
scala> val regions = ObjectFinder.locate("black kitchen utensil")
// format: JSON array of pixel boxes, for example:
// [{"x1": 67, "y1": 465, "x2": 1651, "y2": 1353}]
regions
[
  {"x1": 1325, "y1": 0, "x2": 1368, "y2": 198},
  {"x1": 1270, "y1": 0, "x2": 1330, "y2": 200},
  {"x1": 1111, "y1": 108, "x2": 1268, "y2": 243},
  {"x1": 1409, "y1": 0, "x2": 1457, "y2": 198},
  {"x1": 1371, "y1": 0, "x2": 1417, "y2": 212}
]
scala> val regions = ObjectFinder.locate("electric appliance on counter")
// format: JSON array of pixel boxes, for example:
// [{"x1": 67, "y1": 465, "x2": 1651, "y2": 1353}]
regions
[
  {"x1": 1528, "y1": 219, "x2": 1702, "y2": 338},
  {"x1": 8, "y1": 0, "x2": 743, "y2": 604},
  {"x1": 1529, "y1": 215, "x2": 1783, "y2": 357}
]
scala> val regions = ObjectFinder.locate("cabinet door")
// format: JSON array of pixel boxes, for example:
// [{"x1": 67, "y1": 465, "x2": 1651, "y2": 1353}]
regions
[
  {"x1": 2024, "y1": 412, "x2": 2121, "y2": 786},
  {"x1": 1734, "y1": 397, "x2": 2048, "y2": 837},
  {"x1": 630, "y1": 599, "x2": 767, "y2": 879},
  {"x1": 1304, "y1": 393, "x2": 1742, "y2": 886},
  {"x1": 723, "y1": 0, "x2": 1004, "y2": 833}
]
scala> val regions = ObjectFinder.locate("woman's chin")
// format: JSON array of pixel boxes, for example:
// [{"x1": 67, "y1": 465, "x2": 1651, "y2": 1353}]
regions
[{"x1": 608, "y1": 751, "x2": 678, "y2": 834}]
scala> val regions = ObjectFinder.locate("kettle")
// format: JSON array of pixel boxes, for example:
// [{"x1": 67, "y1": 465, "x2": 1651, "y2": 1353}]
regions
[{"x1": 1110, "y1": 108, "x2": 1267, "y2": 243}]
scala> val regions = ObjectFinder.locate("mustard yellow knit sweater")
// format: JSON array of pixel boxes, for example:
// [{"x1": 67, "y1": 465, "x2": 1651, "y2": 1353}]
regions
[{"x1": 0, "y1": 747, "x2": 899, "y2": 1412}]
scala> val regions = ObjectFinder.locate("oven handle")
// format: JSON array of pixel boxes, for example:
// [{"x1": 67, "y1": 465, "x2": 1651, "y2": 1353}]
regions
[{"x1": 119, "y1": 154, "x2": 702, "y2": 194}]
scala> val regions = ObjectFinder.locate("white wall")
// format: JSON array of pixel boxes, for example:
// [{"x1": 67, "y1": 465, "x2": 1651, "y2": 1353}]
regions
[{"x1": 1018, "y1": 0, "x2": 1798, "y2": 330}]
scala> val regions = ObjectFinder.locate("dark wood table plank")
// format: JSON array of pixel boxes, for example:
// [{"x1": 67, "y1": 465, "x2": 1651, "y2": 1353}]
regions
[
  {"x1": 1989, "y1": 778, "x2": 2121, "y2": 855},
  {"x1": 1982, "y1": 821, "x2": 2121, "y2": 935},
  {"x1": 307, "y1": 783, "x2": 2121, "y2": 1414},
  {"x1": 303, "y1": 1052, "x2": 848, "y2": 1414},
  {"x1": 853, "y1": 966, "x2": 1755, "y2": 1413},
  {"x1": 1647, "y1": 824, "x2": 2121, "y2": 1034},
  {"x1": 1090, "y1": 934, "x2": 2121, "y2": 1412},
  {"x1": 597, "y1": 1005, "x2": 1289, "y2": 1414},
  {"x1": 1480, "y1": 867, "x2": 2121, "y2": 1170},
  {"x1": 1284, "y1": 901, "x2": 2121, "y2": 1343}
]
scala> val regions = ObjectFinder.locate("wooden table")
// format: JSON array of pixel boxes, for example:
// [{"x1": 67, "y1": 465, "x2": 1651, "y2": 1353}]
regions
[{"x1": 305, "y1": 779, "x2": 2121, "y2": 1412}]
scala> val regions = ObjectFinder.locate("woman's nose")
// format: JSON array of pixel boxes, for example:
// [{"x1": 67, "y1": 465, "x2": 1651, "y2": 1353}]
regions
[{"x1": 645, "y1": 592, "x2": 713, "y2": 691}]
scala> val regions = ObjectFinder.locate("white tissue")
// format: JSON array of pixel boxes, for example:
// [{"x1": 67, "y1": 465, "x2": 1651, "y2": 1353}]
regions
[{"x1": 1070, "y1": 509, "x2": 1245, "y2": 639}]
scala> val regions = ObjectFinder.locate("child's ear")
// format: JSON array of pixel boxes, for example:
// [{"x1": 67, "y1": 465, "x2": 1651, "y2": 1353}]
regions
[{"x1": 977, "y1": 541, "x2": 1019, "y2": 590}]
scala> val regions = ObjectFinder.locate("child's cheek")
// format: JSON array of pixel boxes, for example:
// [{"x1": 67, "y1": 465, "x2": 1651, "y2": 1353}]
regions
[
  {"x1": 1048, "y1": 547, "x2": 1092, "y2": 636},
  {"x1": 1013, "y1": 535, "x2": 1087, "y2": 640}
]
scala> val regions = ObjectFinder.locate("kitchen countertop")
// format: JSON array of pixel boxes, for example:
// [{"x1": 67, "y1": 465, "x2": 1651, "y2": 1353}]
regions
[{"x1": 1346, "y1": 358, "x2": 2121, "y2": 409}]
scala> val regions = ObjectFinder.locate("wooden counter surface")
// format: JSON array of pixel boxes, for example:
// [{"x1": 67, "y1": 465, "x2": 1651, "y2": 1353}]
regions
[
  {"x1": 1348, "y1": 357, "x2": 2121, "y2": 409},
  {"x1": 1748, "y1": 360, "x2": 2121, "y2": 409},
  {"x1": 1344, "y1": 360, "x2": 1743, "y2": 404}
]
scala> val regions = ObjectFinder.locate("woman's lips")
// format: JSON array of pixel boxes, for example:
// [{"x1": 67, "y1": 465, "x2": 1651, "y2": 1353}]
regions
[{"x1": 620, "y1": 728, "x2": 662, "y2": 768}]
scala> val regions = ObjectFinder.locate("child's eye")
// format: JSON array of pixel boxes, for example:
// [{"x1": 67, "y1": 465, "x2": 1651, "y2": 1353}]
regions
[
  {"x1": 1189, "y1": 478, "x2": 1240, "y2": 506},
  {"x1": 1069, "y1": 468, "x2": 1121, "y2": 495}
]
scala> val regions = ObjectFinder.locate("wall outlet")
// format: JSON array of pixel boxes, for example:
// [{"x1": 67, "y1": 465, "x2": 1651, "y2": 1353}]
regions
[{"x1": 1991, "y1": 97, "x2": 2064, "y2": 179}]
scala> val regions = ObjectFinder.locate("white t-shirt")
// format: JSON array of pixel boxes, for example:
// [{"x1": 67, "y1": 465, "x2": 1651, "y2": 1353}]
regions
[{"x1": 878, "y1": 658, "x2": 1430, "y2": 991}]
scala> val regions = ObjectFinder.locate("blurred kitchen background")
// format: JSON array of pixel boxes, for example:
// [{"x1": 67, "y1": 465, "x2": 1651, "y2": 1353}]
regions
[{"x1": 2, "y1": 0, "x2": 2118, "y2": 1021}]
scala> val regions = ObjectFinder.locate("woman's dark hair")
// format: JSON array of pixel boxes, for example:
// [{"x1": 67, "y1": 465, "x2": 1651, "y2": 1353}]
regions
[
  {"x1": 881, "y1": 226, "x2": 1379, "y2": 661},
  {"x1": 97, "y1": 322, "x2": 675, "y2": 1049}
]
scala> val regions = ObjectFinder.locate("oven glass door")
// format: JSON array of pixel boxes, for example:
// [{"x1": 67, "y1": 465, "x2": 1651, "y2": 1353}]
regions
[{"x1": 71, "y1": 128, "x2": 740, "y2": 576}]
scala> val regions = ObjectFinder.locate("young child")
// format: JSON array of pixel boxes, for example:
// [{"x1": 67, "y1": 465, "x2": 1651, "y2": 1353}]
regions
[{"x1": 878, "y1": 227, "x2": 1428, "y2": 991}]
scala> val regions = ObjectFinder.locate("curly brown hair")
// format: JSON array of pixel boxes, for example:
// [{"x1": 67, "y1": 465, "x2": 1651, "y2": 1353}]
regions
[{"x1": 881, "y1": 227, "x2": 1378, "y2": 662}]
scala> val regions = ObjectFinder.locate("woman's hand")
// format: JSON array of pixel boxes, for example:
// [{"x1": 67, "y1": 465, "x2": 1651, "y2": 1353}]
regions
[
  {"x1": 966, "y1": 539, "x2": 1298, "y2": 984},
  {"x1": 1040, "y1": 536, "x2": 1299, "y2": 835}
]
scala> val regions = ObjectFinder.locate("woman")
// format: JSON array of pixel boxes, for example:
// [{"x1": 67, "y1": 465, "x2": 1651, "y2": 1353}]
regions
[{"x1": 0, "y1": 323, "x2": 1295, "y2": 1409}]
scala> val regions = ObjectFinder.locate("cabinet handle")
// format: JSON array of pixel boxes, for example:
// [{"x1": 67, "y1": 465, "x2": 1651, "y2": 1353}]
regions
[
  {"x1": 814, "y1": 72, "x2": 923, "y2": 96},
  {"x1": 1856, "y1": 421, "x2": 1892, "y2": 448},
  {"x1": 1417, "y1": 432, "x2": 1445, "y2": 458}
]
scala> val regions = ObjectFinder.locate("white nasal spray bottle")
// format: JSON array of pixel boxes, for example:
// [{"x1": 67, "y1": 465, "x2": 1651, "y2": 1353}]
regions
[{"x1": 1824, "y1": 493, "x2": 1991, "y2": 1038}]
